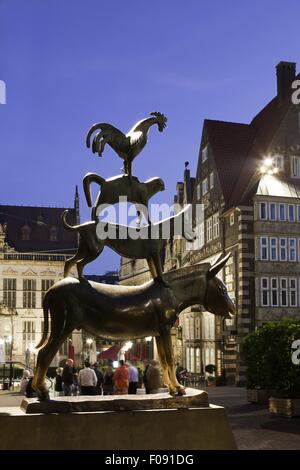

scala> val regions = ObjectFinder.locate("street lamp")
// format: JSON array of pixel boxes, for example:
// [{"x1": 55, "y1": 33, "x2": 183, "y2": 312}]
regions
[{"x1": 85, "y1": 337, "x2": 93, "y2": 361}]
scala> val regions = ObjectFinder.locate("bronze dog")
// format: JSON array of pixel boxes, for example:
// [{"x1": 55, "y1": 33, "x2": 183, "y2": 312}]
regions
[{"x1": 61, "y1": 206, "x2": 195, "y2": 285}]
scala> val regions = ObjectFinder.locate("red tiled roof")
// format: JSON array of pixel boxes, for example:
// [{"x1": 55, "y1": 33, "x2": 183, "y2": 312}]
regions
[
  {"x1": 201, "y1": 72, "x2": 300, "y2": 210},
  {"x1": 204, "y1": 120, "x2": 256, "y2": 204},
  {"x1": 0, "y1": 204, "x2": 78, "y2": 253}
]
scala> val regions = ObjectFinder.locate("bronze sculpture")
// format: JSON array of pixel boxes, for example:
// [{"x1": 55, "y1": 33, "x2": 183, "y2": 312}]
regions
[
  {"x1": 31, "y1": 112, "x2": 235, "y2": 402},
  {"x1": 86, "y1": 112, "x2": 167, "y2": 179},
  {"x1": 83, "y1": 173, "x2": 165, "y2": 222},
  {"x1": 61, "y1": 205, "x2": 195, "y2": 284},
  {"x1": 33, "y1": 256, "x2": 234, "y2": 401}
]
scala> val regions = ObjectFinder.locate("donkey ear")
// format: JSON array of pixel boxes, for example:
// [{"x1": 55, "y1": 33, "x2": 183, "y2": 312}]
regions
[{"x1": 207, "y1": 253, "x2": 231, "y2": 279}]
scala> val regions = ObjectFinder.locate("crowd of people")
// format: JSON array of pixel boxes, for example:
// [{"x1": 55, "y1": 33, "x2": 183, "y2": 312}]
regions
[{"x1": 19, "y1": 358, "x2": 169, "y2": 397}]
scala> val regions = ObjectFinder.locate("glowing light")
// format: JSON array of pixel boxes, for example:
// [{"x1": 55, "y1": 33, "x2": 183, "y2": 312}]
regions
[
  {"x1": 273, "y1": 167, "x2": 279, "y2": 174},
  {"x1": 264, "y1": 157, "x2": 273, "y2": 167},
  {"x1": 145, "y1": 336, "x2": 152, "y2": 342},
  {"x1": 113, "y1": 360, "x2": 119, "y2": 368},
  {"x1": 122, "y1": 341, "x2": 133, "y2": 352},
  {"x1": 86, "y1": 338, "x2": 93, "y2": 346},
  {"x1": 260, "y1": 166, "x2": 267, "y2": 174},
  {"x1": 29, "y1": 343, "x2": 36, "y2": 353}
]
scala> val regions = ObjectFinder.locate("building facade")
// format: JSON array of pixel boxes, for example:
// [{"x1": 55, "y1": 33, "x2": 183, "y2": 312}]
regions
[
  {"x1": 188, "y1": 61, "x2": 300, "y2": 384},
  {"x1": 0, "y1": 191, "x2": 80, "y2": 367}
]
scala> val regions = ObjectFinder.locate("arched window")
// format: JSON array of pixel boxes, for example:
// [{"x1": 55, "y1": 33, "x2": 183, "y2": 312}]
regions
[
  {"x1": 21, "y1": 224, "x2": 31, "y2": 241},
  {"x1": 49, "y1": 225, "x2": 58, "y2": 241}
]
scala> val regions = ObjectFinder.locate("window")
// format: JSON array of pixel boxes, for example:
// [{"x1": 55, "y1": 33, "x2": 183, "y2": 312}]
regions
[
  {"x1": 202, "y1": 178, "x2": 208, "y2": 195},
  {"x1": 190, "y1": 348, "x2": 195, "y2": 373},
  {"x1": 260, "y1": 202, "x2": 267, "y2": 220},
  {"x1": 49, "y1": 225, "x2": 58, "y2": 241},
  {"x1": 212, "y1": 213, "x2": 219, "y2": 239},
  {"x1": 229, "y1": 213, "x2": 234, "y2": 226},
  {"x1": 196, "y1": 183, "x2": 201, "y2": 200},
  {"x1": 269, "y1": 203, "x2": 276, "y2": 221},
  {"x1": 289, "y1": 278, "x2": 297, "y2": 306},
  {"x1": 289, "y1": 238, "x2": 297, "y2": 261},
  {"x1": 41, "y1": 279, "x2": 54, "y2": 304},
  {"x1": 3, "y1": 278, "x2": 16, "y2": 308},
  {"x1": 207, "y1": 217, "x2": 213, "y2": 242},
  {"x1": 23, "y1": 321, "x2": 35, "y2": 345},
  {"x1": 279, "y1": 238, "x2": 287, "y2": 261},
  {"x1": 23, "y1": 279, "x2": 36, "y2": 308},
  {"x1": 21, "y1": 224, "x2": 31, "y2": 241},
  {"x1": 291, "y1": 156, "x2": 300, "y2": 177},
  {"x1": 185, "y1": 317, "x2": 189, "y2": 340},
  {"x1": 297, "y1": 205, "x2": 300, "y2": 222},
  {"x1": 186, "y1": 346, "x2": 190, "y2": 371},
  {"x1": 271, "y1": 278, "x2": 279, "y2": 306},
  {"x1": 260, "y1": 237, "x2": 268, "y2": 260},
  {"x1": 196, "y1": 348, "x2": 201, "y2": 373},
  {"x1": 273, "y1": 154, "x2": 284, "y2": 171},
  {"x1": 202, "y1": 145, "x2": 208, "y2": 162},
  {"x1": 270, "y1": 237, "x2": 278, "y2": 261},
  {"x1": 288, "y1": 204, "x2": 295, "y2": 222},
  {"x1": 279, "y1": 203, "x2": 286, "y2": 221},
  {"x1": 190, "y1": 317, "x2": 195, "y2": 340},
  {"x1": 261, "y1": 278, "x2": 269, "y2": 306},
  {"x1": 280, "y1": 278, "x2": 288, "y2": 307},
  {"x1": 195, "y1": 317, "x2": 201, "y2": 339},
  {"x1": 209, "y1": 172, "x2": 214, "y2": 189}
]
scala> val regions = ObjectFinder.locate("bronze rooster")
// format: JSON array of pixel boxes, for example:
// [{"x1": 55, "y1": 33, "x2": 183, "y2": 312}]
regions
[{"x1": 86, "y1": 112, "x2": 167, "y2": 179}]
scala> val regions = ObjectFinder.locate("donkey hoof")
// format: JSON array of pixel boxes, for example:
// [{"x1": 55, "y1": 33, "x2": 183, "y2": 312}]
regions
[{"x1": 176, "y1": 386, "x2": 186, "y2": 396}]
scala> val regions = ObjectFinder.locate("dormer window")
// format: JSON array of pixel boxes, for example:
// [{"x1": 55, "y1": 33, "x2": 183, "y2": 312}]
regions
[
  {"x1": 49, "y1": 225, "x2": 58, "y2": 241},
  {"x1": 273, "y1": 154, "x2": 284, "y2": 171},
  {"x1": 21, "y1": 224, "x2": 31, "y2": 241},
  {"x1": 291, "y1": 156, "x2": 300, "y2": 178},
  {"x1": 202, "y1": 145, "x2": 208, "y2": 162}
]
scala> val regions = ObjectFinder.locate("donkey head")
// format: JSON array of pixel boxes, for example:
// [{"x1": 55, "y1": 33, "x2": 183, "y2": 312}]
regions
[{"x1": 204, "y1": 253, "x2": 235, "y2": 318}]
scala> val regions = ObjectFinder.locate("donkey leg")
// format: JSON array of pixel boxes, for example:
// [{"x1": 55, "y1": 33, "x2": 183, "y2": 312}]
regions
[
  {"x1": 152, "y1": 253, "x2": 169, "y2": 287},
  {"x1": 32, "y1": 328, "x2": 74, "y2": 401},
  {"x1": 155, "y1": 335, "x2": 175, "y2": 394},
  {"x1": 159, "y1": 329, "x2": 185, "y2": 395}
]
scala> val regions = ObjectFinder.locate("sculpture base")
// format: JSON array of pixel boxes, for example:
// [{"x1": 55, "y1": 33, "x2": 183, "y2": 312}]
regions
[
  {"x1": 21, "y1": 388, "x2": 208, "y2": 414},
  {"x1": 0, "y1": 403, "x2": 236, "y2": 450}
]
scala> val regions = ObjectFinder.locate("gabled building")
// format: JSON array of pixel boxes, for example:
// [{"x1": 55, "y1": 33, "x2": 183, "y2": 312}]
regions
[
  {"x1": 187, "y1": 61, "x2": 300, "y2": 384},
  {"x1": 0, "y1": 190, "x2": 79, "y2": 366}
]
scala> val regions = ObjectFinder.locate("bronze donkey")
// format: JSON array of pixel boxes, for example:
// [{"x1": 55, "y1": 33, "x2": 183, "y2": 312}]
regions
[{"x1": 32, "y1": 255, "x2": 234, "y2": 400}]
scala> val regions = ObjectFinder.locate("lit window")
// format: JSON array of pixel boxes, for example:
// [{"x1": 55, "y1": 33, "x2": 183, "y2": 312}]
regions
[
  {"x1": 273, "y1": 154, "x2": 284, "y2": 171},
  {"x1": 260, "y1": 202, "x2": 267, "y2": 220},
  {"x1": 271, "y1": 278, "x2": 278, "y2": 306},
  {"x1": 202, "y1": 146, "x2": 208, "y2": 162},
  {"x1": 269, "y1": 203, "x2": 276, "y2": 221},
  {"x1": 280, "y1": 278, "x2": 288, "y2": 307},
  {"x1": 209, "y1": 172, "x2": 214, "y2": 189},
  {"x1": 279, "y1": 203, "x2": 286, "y2": 221},
  {"x1": 279, "y1": 238, "x2": 287, "y2": 261},
  {"x1": 3, "y1": 278, "x2": 16, "y2": 308},
  {"x1": 288, "y1": 204, "x2": 295, "y2": 222},
  {"x1": 261, "y1": 278, "x2": 269, "y2": 306},
  {"x1": 270, "y1": 237, "x2": 278, "y2": 261},
  {"x1": 207, "y1": 217, "x2": 213, "y2": 242},
  {"x1": 260, "y1": 237, "x2": 268, "y2": 260},
  {"x1": 289, "y1": 238, "x2": 296, "y2": 261},
  {"x1": 289, "y1": 278, "x2": 297, "y2": 306},
  {"x1": 229, "y1": 213, "x2": 234, "y2": 226},
  {"x1": 212, "y1": 213, "x2": 219, "y2": 239},
  {"x1": 202, "y1": 178, "x2": 208, "y2": 195},
  {"x1": 291, "y1": 156, "x2": 300, "y2": 178}
]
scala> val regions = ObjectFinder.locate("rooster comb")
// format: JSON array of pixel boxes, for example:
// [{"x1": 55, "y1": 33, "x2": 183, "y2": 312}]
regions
[{"x1": 150, "y1": 111, "x2": 167, "y2": 128}]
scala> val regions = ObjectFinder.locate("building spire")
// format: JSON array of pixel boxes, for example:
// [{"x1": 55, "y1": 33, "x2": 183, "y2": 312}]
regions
[{"x1": 74, "y1": 185, "x2": 80, "y2": 224}]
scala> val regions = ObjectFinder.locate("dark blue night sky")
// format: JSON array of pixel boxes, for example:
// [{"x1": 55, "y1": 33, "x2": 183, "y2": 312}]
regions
[{"x1": 1, "y1": 0, "x2": 299, "y2": 272}]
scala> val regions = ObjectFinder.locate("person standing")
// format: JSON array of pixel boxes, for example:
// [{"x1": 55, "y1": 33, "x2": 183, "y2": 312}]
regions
[
  {"x1": 143, "y1": 360, "x2": 150, "y2": 394},
  {"x1": 128, "y1": 363, "x2": 139, "y2": 394},
  {"x1": 62, "y1": 358, "x2": 75, "y2": 396},
  {"x1": 54, "y1": 367, "x2": 64, "y2": 396},
  {"x1": 93, "y1": 363, "x2": 104, "y2": 395},
  {"x1": 113, "y1": 360, "x2": 128, "y2": 395},
  {"x1": 103, "y1": 365, "x2": 114, "y2": 395},
  {"x1": 146, "y1": 360, "x2": 163, "y2": 394},
  {"x1": 19, "y1": 370, "x2": 30, "y2": 395},
  {"x1": 78, "y1": 361, "x2": 97, "y2": 395}
]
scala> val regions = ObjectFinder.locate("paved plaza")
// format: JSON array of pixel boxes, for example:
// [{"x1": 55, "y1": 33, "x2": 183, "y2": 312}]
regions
[{"x1": 0, "y1": 387, "x2": 300, "y2": 450}]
